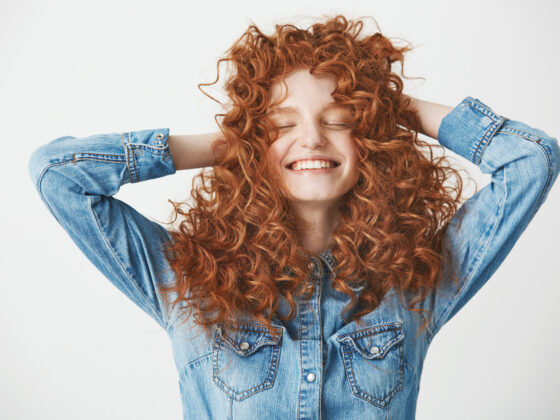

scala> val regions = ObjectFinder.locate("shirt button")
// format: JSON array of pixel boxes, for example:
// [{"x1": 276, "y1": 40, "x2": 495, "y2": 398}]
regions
[
  {"x1": 306, "y1": 373, "x2": 316, "y2": 382},
  {"x1": 308, "y1": 260, "x2": 317, "y2": 272},
  {"x1": 369, "y1": 346, "x2": 379, "y2": 354},
  {"x1": 240, "y1": 342, "x2": 250, "y2": 351},
  {"x1": 156, "y1": 133, "x2": 164, "y2": 140},
  {"x1": 481, "y1": 116, "x2": 492, "y2": 126}
]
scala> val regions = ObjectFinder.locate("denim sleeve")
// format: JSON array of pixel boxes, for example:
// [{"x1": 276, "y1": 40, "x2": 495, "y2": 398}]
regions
[
  {"x1": 425, "y1": 97, "x2": 560, "y2": 340},
  {"x1": 28, "y1": 128, "x2": 179, "y2": 330}
]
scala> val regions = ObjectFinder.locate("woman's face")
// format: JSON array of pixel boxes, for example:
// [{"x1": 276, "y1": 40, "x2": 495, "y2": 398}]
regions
[{"x1": 267, "y1": 68, "x2": 360, "y2": 207}]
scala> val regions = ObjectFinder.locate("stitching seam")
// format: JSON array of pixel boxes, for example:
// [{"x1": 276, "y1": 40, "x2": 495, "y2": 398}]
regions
[
  {"x1": 88, "y1": 193, "x2": 166, "y2": 328},
  {"x1": 121, "y1": 132, "x2": 133, "y2": 183},
  {"x1": 434, "y1": 167, "x2": 508, "y2": 335}
]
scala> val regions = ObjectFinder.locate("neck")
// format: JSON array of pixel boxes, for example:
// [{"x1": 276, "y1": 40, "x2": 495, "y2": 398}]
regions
[{"x1": 292, "y1": 201, "x2": 339, "y2": 256}]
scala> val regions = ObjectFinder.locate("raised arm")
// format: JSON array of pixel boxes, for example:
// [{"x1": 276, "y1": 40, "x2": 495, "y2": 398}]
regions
[
  {"x1": 404, "y1": 96, "x2": 559, "y2": 340},
  {"x1": 168, "y1": 131, "x2": 226, "y2": 170},
  {"x1": 400, "y1": 93, "x2": 454, "y2": 140},
  {"x1": 27, "y1": 128, "x2": 219, "y2": 330}
]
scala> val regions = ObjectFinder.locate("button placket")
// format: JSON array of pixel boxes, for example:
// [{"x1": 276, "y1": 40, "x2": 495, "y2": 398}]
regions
[
  {"x1": 298, "y1": 256, "x2": 322, "y2": 417},
  {"x1": 308, "y1": 257, "x2": 322, "y2": 278},
  {"x1": 305, "y1": 258, "x2": 322, "y2": 294},
  {"x1": 308, "y1": 260, "x2": 317, "y2": 273}
]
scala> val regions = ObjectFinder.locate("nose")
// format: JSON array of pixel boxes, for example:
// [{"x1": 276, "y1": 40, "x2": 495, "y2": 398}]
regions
[{"x1": 300, "y1": 120, "x2": 326, "y2": 149}]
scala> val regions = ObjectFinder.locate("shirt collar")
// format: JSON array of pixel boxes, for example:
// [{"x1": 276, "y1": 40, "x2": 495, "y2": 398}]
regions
[{"x1": 319, "y1": 246, "x2": 337, "y2": 276}]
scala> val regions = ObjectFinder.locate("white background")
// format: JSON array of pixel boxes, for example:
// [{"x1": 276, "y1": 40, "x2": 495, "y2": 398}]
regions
[{"x1": 1, "y1": 0, "x2": 559, "y2": 419}]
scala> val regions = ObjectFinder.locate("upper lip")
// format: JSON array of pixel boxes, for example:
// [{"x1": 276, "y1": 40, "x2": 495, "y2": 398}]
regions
[{"x1": 285, "y1": 155, "x2": 341, "y2": 168}]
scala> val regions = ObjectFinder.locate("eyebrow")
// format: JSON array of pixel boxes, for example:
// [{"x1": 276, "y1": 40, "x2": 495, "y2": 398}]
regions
[{"x1": 268, "y1": 102, "x2": 345, "y2": 115}]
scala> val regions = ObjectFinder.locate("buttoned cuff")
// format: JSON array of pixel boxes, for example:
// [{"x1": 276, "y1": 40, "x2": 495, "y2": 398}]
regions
[
  {"x1": 122, "y1": 128, "x2": 176, "y2": 183},
  {"x1": 437, "y1": 96, "x2": 508, "y2": 165}
]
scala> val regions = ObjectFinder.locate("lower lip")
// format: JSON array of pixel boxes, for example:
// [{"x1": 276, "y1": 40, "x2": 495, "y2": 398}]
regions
[{"x1": 286, "y1": 165, "x2": 340, "y2": 175}]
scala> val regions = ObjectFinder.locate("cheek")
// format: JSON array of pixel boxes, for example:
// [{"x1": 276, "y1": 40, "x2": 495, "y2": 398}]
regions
[
  {"x1": 346, "y1": 138, "x2": 360, "y2": 164},
  {"x1": 268, "y1": 138, "x2": 290, "y2": 166},
  {"x1": 267, "y1": 145, "x2": 281, "y2": 167}
]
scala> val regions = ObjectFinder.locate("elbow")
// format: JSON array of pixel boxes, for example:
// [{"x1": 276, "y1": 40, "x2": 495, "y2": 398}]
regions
[
  {"x1": 522, "y1": 134, "x2": 560, "y2": 220},
  {"x1": 28, "y1": 135, "x2": 75, "y2": 188},
  {"x1": 28, "y1": 144, "x2": 52, "y2": 189},
  {"x1": 536, "y1": 134, "x2": 560, "y2": 191}
]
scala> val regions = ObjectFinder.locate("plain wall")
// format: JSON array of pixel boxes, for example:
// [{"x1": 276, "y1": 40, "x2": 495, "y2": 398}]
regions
[{"x1": 1, "y1": 0, "x2": 559, "y2": 419}]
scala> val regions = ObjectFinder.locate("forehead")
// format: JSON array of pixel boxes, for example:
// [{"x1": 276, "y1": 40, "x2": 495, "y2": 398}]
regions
[{"x1": 269, "y1": 69, "x2": 337, "y2": 102}]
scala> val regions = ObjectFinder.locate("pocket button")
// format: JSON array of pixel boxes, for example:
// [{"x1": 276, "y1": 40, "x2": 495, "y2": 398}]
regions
[
  {"x1": 369, "y1": 346, "x2": 379, "y2": 354},
  {"x1": 239, "y1": 341, "x2": 250, "y2": 351},
  {"x1": 481, "y1": 116, "x2": 492, "y2": 126}
]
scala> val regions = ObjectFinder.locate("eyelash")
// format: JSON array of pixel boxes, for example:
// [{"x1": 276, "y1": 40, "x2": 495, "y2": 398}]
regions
[{"x1": 277, "y1": 123, "x2": 352, "y2": 129}]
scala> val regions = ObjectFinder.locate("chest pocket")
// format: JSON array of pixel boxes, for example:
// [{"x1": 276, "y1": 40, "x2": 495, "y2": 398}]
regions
[
  {"x1": 212, "y1": 321, "x2": 283, "y2": 401},
  {"x1": 336, "y1": 322, "x2": 404, "y2": 408}
]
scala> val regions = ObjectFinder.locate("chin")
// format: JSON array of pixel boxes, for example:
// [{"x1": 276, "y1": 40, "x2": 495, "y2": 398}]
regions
[{"x1": 289, "y1": 194, "x2": 339, "y2": 203}]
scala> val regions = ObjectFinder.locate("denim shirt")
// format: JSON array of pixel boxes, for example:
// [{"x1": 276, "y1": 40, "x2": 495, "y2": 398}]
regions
[{"x1": 28, "y1": 96, "x2": 559, "y2": 419}]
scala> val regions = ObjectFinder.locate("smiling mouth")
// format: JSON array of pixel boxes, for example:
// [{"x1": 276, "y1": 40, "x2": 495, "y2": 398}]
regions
[
  {"x1": 285, "y1": 164, "x2": 341, "y2": 174},
  {"x1": 285, "y1": 161, "x2": 341, "y2": 170}
]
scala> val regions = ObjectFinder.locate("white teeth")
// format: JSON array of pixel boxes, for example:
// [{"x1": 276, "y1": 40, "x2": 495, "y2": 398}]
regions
[{"x1": 290, "y1": 160, "x2": 337, "y2": 170}]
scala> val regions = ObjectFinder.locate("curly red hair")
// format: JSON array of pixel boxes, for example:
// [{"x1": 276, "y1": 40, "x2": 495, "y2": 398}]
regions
[{"x1": 159, "y1": 15, "x2": 467, "y2": 340}]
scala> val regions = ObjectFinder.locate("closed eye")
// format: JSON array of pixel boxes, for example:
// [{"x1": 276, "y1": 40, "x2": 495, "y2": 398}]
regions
[
  {"x1": 324, "y1": 123, "x2": 353, "y2": 129},
  {"x1": 275, "y1": 123, "x2": 352, "y2": 130}
]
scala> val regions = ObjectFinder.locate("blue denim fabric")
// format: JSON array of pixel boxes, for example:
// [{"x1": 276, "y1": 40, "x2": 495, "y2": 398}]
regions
[{"x1": 28, "y1": 96, "x2": 559, "y2": 419}]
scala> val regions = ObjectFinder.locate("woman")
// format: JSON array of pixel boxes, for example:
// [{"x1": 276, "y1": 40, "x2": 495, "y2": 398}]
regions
[{"x1": 28, "y1": 15, "x2": 559, "y2": 419}]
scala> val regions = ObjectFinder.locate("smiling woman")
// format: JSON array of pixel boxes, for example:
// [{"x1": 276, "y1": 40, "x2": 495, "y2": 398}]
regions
[
  {"x1": 28, "y1": 13, "x2": 559, "y2": 420},
  {"x1": 160, "y1": 16, "x2": 472, "y2": 344}
]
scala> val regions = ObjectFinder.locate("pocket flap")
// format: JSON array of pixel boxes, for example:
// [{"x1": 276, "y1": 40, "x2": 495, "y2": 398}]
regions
[
  {"x1": 336, "y1": 322, "x2": 403, "y2": 360},
  {"x1": 216, "y1": 322, "x2": 283, "y2": 357}
]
